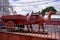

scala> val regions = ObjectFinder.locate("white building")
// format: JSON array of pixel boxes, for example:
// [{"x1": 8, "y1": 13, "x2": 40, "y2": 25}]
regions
[
  {"x1": 0, "y1": 0, "x2": 16, "y2": 17},
  {"x1": 0, "y1": 0, "x2": 10, "y2": 16}
]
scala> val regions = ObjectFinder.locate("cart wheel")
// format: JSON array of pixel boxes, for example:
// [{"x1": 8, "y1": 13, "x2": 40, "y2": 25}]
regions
[{"x1": 6, "y1": 21, "x2": 15, "y2": 31}]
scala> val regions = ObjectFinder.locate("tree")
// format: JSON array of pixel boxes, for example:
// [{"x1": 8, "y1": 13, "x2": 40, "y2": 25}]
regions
[
  {"x1": 41, "y1": 6, "x2": 57, "y2": 16},
  {"x1": 41, "y1": 9, "x2": 46, "y2": 16}
]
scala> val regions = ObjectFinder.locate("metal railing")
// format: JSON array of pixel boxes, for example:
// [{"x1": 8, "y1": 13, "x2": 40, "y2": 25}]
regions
[{"x1": 0, "y1": 23, "x2": 60, "y2": 40}]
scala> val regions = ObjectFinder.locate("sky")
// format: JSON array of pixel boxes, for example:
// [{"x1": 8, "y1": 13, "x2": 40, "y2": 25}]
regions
[{"x1": 9, "y1": 0, "x2": 60, "y2": 15}]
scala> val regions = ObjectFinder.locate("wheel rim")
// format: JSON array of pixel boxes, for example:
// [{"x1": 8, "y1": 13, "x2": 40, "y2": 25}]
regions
[{"x1": 6, "y1": 21, "x2": 15, "y2": 31}]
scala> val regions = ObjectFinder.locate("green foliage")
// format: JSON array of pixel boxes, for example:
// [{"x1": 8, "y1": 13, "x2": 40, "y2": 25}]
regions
[
  {"x1": 41, "y1": 6, "x2": 57, "y2": 16},
  {"x1": 41, "y1": 9, "x2": 46, "y2": 16},
  {"x1": 46, "y1": 6, "x2": 57, "y2": 12}
]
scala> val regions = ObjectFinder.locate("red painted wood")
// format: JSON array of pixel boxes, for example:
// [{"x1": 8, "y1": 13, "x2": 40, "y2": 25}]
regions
[
  {"x1": 19, "y1": 35, "x2": 32, "y2": 40},
  {"x1": 46, "y1": 21, "x2": 60, "y2": 25},
  {"x1": 0, "y1": 32, "x2": 57, "y2": 40},
  {"x1": 32, "y1": 37, "x2": 47, "y2": 40},
  {"x1": 0, "y1": 32, "x2": 8, "y2": 40},
  {"x1": 8, "y1": 34, "x2": 20, "y2": 40},
  {"x1": 0, "y1": 32, "x2": 3, "y2": 40}
]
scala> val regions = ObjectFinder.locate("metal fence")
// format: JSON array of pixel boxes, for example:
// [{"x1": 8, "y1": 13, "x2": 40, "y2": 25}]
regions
[{"x1": 0, "y1": 23, "x2": 60, "y2": 40}]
